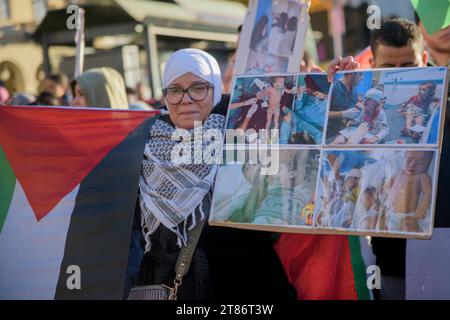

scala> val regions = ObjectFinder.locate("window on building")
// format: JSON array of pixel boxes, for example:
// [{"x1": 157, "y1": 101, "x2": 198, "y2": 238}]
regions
[
  {"x1": 0, "y1": 0, "x2": 10, "y2": 20},
  {"x1": 33, "y1": 0, "x2": 47, "y2": 21}
]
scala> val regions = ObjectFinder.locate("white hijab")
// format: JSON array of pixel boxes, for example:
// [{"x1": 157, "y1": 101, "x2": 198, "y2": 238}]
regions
[{"x1": 162, "y1": 48, "x2": 223, "y2": 107}]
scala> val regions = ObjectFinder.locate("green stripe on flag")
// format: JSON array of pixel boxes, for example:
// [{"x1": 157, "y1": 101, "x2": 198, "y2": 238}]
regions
[
  {"x1": 0, "y1": 145, "x2": 16, "y2": 233},
  {"x1": 348, "y1": 236, "x2": 370, "y2": 300}
]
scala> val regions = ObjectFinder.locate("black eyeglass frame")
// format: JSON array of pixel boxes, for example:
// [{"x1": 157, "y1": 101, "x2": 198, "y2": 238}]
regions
[{"x1": 162, "y1": 82, "x2": 214, "y2": 104}]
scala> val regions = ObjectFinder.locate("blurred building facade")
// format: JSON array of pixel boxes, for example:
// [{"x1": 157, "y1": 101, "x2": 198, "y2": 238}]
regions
[
  {"x1": 0, "y1": 0, "x2": 244, "y2": 97},
  {"x1": 1, "y1": 0, "x2": 417, "y2": 97},
  {"x1": 309, "y1": 0, "x2": 415, "y2": 64},
  {"x1": 0, "y1": 0, "x2": 74, "y2": 94},
  {"x1": 1, "y1": 0, "x2": 246, "y2": 98}
]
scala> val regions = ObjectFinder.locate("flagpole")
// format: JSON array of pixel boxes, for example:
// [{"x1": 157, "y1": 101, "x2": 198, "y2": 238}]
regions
[{"x1": 74, "y1": 8, "x2": 85, "y2": 77}]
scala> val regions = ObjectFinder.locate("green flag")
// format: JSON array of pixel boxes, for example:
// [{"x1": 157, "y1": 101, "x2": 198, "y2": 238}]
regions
[{"x1": 411, "y1": 0, "x2": 450, "y2": 34}]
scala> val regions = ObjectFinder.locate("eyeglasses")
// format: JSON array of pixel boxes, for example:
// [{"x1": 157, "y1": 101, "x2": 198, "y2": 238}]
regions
[{"x1": 162, "y1": 83, "x2": 214, "y2": 104}]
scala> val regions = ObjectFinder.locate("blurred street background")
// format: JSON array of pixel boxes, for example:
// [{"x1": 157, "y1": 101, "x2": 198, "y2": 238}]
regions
[{"x1": 0, "y1": 0, "x2": 418, "y2": 102}]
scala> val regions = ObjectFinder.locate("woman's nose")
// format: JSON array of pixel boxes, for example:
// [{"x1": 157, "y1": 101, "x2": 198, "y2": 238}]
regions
[{"x1": 181, "y1": 91, "x2": 193, "y2": 104}]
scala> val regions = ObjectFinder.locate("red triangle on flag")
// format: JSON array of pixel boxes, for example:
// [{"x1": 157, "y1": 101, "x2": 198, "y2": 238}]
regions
[{"x1": 0, "y1": 106, "x2": 158, "y2": 221}]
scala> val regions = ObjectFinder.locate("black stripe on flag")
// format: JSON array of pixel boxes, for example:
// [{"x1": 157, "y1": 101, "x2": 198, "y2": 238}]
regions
[{"x1": 55, "y1": 117, "x2": 156, "y2": 300}]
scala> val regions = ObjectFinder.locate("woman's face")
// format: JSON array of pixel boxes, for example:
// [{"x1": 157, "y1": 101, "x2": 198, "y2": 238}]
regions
[
  {"x1": 166, "y1": 72, "x2": 213, "y2": 129},
  {"x1": 71, "y1": 84, "x2": 88, "y2": 107}
]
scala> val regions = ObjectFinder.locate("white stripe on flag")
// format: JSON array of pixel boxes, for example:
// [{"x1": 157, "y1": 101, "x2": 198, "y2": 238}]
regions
[
  {"x1": 0, "y1": 182, "x2": 79, "y2": 300},
  {"x1": 406, "y1": 228, "x2": 450, "y2": 300},
  {"x1": 359, "y1": 236, "x2": 376, "y2": 300}
]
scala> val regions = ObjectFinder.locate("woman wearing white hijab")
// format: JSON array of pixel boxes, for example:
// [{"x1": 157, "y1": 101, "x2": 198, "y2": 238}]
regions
[{"x1": 131, "y1": 48, "x2": 295, "y2": 300}]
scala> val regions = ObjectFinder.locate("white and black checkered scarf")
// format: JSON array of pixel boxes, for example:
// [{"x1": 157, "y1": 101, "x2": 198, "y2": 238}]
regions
[{"x1": 139, "y1": 114, "x2": 225, "y2": 252}]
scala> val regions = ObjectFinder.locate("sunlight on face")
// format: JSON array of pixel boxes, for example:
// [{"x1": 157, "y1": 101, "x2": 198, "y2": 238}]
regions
[
  {"x1": 165, "y1": 72, "x2": 214, "y2": 129},
  {"x1": 70, "y1": 84, "x2": 88, "y2": 107}
]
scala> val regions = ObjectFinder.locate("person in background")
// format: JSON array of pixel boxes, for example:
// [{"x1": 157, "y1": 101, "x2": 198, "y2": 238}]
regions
[
  {"x1": 126, "y1": 86, "x2": 153, "y2": 110},
  {"x1": 275, "y1": 18, "x2": 430, "y2": 301},
  {"x1": 136, "y1": 82, "x2": 162, "y2": 109},
  {"x1": 369, "y1": 19, "x2": 427, "y2": 69},
  {"x1": 30, "y1": 91, "x2": 59, "y2": 106},
  {"x1": 0, "y1": 83, "x2": 10, "y2": 105},
  {"x1": 416, "y1": 13, "x2": 450, "y2": 67},
  {"x1": 368, "y1": 18, "x2": 429, "y2": 300},
  {"x1": 70, "y1": 67, "x2": 128, "y2": 109},
  {"x1": 42, "y1": 73, "x2": 72, "y2": 106},
  {"x1": 410, "y1": 9, "x2": 450, "y2": 300},
  {"x1": 38, "y1": 91, "x2": 58, "y2": 106},
  {"x1": 325, "y1": 18, "x2": 428, "y2": 300},
  {"x1": 69, "y1": 67, "x2": 143, "y2": 295},
  {"x1": 7, "y1": 93, "x2": 36, "y2": 106}
]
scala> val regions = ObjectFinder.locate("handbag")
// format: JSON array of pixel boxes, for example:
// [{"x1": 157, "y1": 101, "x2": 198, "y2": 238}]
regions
[{"x1": 127, "y1": 217, "x2": 206, "y2": 300}]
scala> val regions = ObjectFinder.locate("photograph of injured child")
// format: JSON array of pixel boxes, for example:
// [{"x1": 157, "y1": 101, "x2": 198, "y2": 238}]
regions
[
  {"x1": 314, "y1": 149, "x2": 437, "y2": 236},
  {"x1": 291, "y1": 74, "x2": 330, "y2": 144},
  {"x1": 226, "y1": 73, "x2": 329, "y2": 145},
  {"x1": 227, "y1": 75, "x2": 297, "y2": 143},
  {"x1": 242, "y1": 0, "x2": 305, "y2": 75},
  {"x1": 210, "y1": 149, "x2": 319, "y2": 227},
  {"x1": 325, "y1": 67, "x2": 447, "y2": 146},
  {"x1": 245, "y1": 51, "x2": 289, "y2": 75}
]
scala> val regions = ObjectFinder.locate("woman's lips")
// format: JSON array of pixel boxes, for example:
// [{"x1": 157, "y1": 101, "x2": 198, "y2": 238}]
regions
[{"x1": 178, "y1": 110, "x2": 199, "y2": 117}]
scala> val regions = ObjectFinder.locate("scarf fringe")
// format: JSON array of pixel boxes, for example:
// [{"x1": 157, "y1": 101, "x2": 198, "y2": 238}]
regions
[
  {"x1": 141, "y1": 212, "x2": 153, "y2": 254},
  {"x1": 189, "y1": 208, "x2": 197, "y2": 231},
  {"x1": 177, "y1": 199, "x2": 205, "y2": 248},
  {"x1": 142, "y1": 200, "x2": 207, "y2": 252}
]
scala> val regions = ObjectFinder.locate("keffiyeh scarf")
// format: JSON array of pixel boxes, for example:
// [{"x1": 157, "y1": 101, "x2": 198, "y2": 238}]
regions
[{"x1": 139, "y1": 114, "x2": 225, "y2": 252}]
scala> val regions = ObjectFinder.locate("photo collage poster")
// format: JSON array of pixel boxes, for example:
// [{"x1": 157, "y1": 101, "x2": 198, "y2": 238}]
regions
[
  {"x1": 210, "y1": 67, "x2": 449, "y2": 239},
  {"x1": 234, "y1": 0, "x2": 310, "y2": 75}
]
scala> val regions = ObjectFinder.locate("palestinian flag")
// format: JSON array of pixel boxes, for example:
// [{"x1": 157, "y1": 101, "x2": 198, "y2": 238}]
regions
[
  {"x1": 0, "y1": 106, "x2": 158, "y2": 299},
  {"x1": 354, "y1": 46, "x2": 373, "y2": 70},
  {"x1": 274, "y1": 234, "x2": 373, "y2": 300}
]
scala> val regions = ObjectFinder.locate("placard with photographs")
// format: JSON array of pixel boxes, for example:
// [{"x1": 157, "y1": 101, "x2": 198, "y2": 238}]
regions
[
  {"x1": 234, "y1": 0, "x2": 310, "y2": 75},
  {"x1": 210, "y1": 67, "x2": 448, "y2": 239},
  {"x1": 212, "y1": 149, "x2": 319, "y2": 229},
  {"x1": 315, "y1": 149, "x2": 438, "y2": 237},
  {"x1": 226, "y1": 73, "x2": 329, "y2": 145},
  {"x1": 325, "y1": 67, "x2": 447, "y2": 146}
]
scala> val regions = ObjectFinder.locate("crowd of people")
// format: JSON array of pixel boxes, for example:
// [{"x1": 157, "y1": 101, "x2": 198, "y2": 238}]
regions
[{"x1": 0, "y1": 70, "x2": 159, "y2": 110}]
